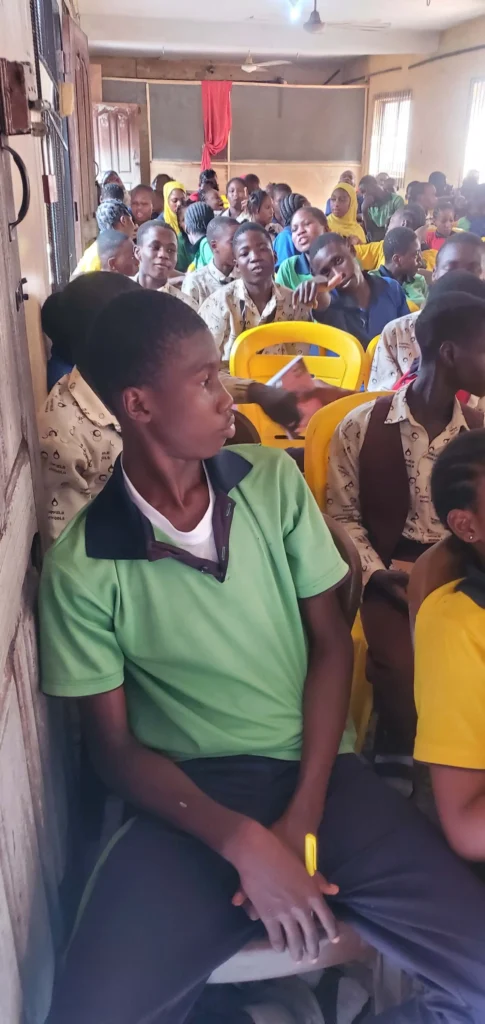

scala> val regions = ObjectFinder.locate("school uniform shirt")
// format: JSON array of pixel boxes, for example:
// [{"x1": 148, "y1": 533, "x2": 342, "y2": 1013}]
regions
[
  {"x1": 221, "y1": 209, "x2": 249, "y2": 223},
  {"x1": 273, "y1": 226, "x2": 298, "y2": 269},
  {"x1": 367, "y1": 193, "x2": 404, "y2": 229},
  {"x1": 199, "y1": 278, "x2": 313, "y2": 361},
  {"x1": 275, "y1": 253, "x2": 311, "y2": 290},
  {"x1": 414, "y1": 571, "x2": 485, "y2": 769},
  {"x1": 39, "y1": 446, "x2": 355, "y2": 762},
  {"x1": 372, "y1": 264, "x2": 428, "y2": 309},
  {"x1": 313, "y1": 272, "x2": 409, "y2": 349},
  {"x1": 132, "y1": 275, "x2": 197, "y2": 310},
  {"x1": 354, "y1": 241, "x2": 384, "y2": 271},
  {"x1": 71, "y1": 239, "x2": 101, "y2": 278},
  {"x1": 368, "y1": 311, "x2": 420, "y2": 390},
  {"x1": 181, "y1": 260, "x2": 235, "y2": 309},
  {"x1": 326, "y1": 384, "x2": 475, "y2": 580}
]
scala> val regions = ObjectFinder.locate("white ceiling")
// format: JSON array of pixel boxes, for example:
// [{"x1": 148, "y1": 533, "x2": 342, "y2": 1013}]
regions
[{"x1": 80, "y1": 0, "x2": 485, "y2": 58}]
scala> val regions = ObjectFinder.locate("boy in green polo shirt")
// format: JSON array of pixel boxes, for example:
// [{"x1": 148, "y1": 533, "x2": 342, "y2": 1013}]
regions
[{"x1": 41, "y1": 291, "x2": 485, "y2": 1023}]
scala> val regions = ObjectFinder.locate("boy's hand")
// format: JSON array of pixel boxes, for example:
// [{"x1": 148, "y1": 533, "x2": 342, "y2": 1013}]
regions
[
  {"x1": 228, "y1": 821, "x2": 339, "y2": 960},
  {"x1": 293, "y1": 270, "x2": 344, "y2": 309},
  {"x1": 247, "y1": 382, "x2": 300, "y2": 431},
  {"x1": 366, "y1": 569, "x2": 409, "y2": 611}
]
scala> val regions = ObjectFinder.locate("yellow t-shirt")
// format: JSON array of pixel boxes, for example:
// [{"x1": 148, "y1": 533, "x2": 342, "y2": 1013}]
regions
[
  {"x1": 355, "y1": 241, "x2": 384, "y2": 271},
  {"x1": 414, "y1": 579, "x2": 485, "y2": 769},
  {"x1": 72, "y1": 239, "x2": 101, "y2": 276},
  {"x1": 420, "y1": 248, "x2": 437, "y2": 272}
]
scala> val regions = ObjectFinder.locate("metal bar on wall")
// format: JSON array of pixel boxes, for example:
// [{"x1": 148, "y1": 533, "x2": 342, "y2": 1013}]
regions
[
  {"x1": 146, "y1": 81, "x2": 153, "y2": 166},
  {"x1": 103, "y1": 76, "x2": 367, "y2": 91}
]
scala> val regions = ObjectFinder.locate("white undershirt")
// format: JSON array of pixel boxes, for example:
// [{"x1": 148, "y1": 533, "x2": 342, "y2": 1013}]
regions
[{"x1": 122, "y1": 464, "x2": 218, "y2": 562}]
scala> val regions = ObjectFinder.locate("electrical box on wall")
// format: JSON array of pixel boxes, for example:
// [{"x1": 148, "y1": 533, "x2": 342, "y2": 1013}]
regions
[{"x1": 0, "y1": 60, "x2": 37, "y2": 135}]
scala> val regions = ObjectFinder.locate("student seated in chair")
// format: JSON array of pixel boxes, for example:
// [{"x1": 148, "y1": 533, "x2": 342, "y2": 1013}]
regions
[
  {"x1": 354, "y1": 203, "x2": 426, "y2": 273},
  {"x1": 415, "y1": 428, "x2": 485, "y2": 862},
  {"x1": 371, "y1": 225, "x2": 428, "y2": 309},
  {"x1": 71, "y1": 200, "x2": 136, "y2": 278},
  {"x1": 326, "y1": 291, "x2": 485, "y2": 789},
  {"x1": 133, "y1": 222, "x2": 196, "y2": 307},
  {"x1": 130, "y1": 184, "x2": 155, "y2": 229},
  {"x1": 41, "y1": 288, "x2": 485, "y2": 1024},
  {"x1": 358, "y1": 175, "x2": 404, "y2": 241},
  {"x1": 184, "y1": 201, "x2": 215, "y2": 269},
  {"x1": 97, "y1": 229, "x2": 138, "y2": 278},
  {"x1": 276, "y1": 206, "x2": 328, "y2": 290},
  {"x1": 295, "y1": 233, "x2": 409, "y2": 349},
  {"x1": 182, "y1": 217, "x2": 238, "y2": 309},
  {"x1": 369, "y1": 232, "x2": 485, "y2": 390}
]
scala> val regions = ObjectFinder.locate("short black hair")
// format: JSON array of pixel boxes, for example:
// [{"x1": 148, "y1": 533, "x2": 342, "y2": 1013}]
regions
[
  {"x1": 398, "y1": 203, "x2": 426, "y2": 230},
  {"x1": 435, "y1": 231, "x2": 484, "y2": 268},
  {"x1": 309, "y1": 232, "x2": 349, "y2": 262},
  {"x1": 406, "y1": 181, "x2": 429, "y2": 204},
  {"x1": 96, "y1": 200, "x2": 131, "y2": 232},
  {"x1": 131, "y1": 184, "x2": 154, "y2": 198},
  {"x1": 136, "y1": 220, "x2": 176, "y2": 246},
  {"x1": 433, "y1": 198, "x2": 454, "y2": 217},
  {"x1": 41, "y1": 272, "x2": 140, "y2": 366},
  {"x1": 206, "y1": 216, "x2": 238, "y2": 244},
  {"x1": 279, "y1": 193, "x2": 308, "y2": 227},
  {"x1": 198, "y1": 169, "x2": 217, "y2": 187},
  {"x1": 232, "y1": 221, "x2": 272, "y2": 249},
  {"x1": 97, "y1": 228, "x2": 132, "y2": 265},
  {"x1": 273, "y1": 183, "x2": 291, "y2": 195},
  {"x1": 415, "y1": 291, "x2": 485, "y2": 363},
  {"x1": 78, "y1": 290, "x2": 206, "y2": 412},
  {"x1": 245, "y1": 173, "x2": 260, "y2": 192},
  {"x1": 429, "y1": 270, "x2": 485, "y2": 301},
  {"x1": 383, "y1": 226, "x2": 417, "y2": 262},
  {"x1": 431, "y1": 428, "x2": 485, "y2": 527},
  {"x1": 226, "y1": 177, "x2": 246, "y2": 191},
  {"x1": 291, "y1": 205, "x2": 328, "y2": 229},
  {"x1": 247, "y1": 189, "x2": 270, "y2": 215},
  {"x1": 100, "y1": 182, "x2": 124, "y2": 203},
  {"x1": 359, "y1": 175, "x2": 378, "y2": 189}
]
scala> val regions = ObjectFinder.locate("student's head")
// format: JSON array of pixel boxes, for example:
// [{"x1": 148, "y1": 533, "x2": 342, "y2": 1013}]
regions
[
  {"x1": 176, "y1": 199, "x2": 191, "y2": 234},
  {"x1": 164, "y1": 182, "x2": 186, "y2": 215},
  {"x1": 464, "y1": 169, "x2": 480, "y2": 187},
  {"x1": 272, "y1": 183, "x2": 292, "y2": 224},
  {"x1": 245, "y1": 173, "x2": 261, "y2": 194},
  {"x1": 388, "y1": 203, "x2": 426, "y2": 232},
  {"x1": 309, "y1": 233, "x2": 361, "y2": 291},
  {"x1": 433, "y1": 233, "x2": 485, "y2": 280},
  {"x1": 279, "y1": 193, "x2": 309, "y2": 228},
  {"x1": 206, "y1": 217, "x2": 238, "y2": 273},
  {"x1": 101, "y1": 170, "x2": 123, "y2": 189},
  {"x1": 358, "y1": 175, "x2": 385, "y2": 203},
  {"x1": 247, "y1": 189, "x2": 274, "y2": 228},
  {"x1": 232, "y1": 223, "x2": 275, "y2": 286},
  {"x1": 100, "y1": 182, "x2": 124, "y2": 203},
  {"x1": 383, "y1": 227, "x2": 421, "y2": 279},
  {"x1": 202, "y1": 186, "x2": 225, "y2": 212},
  {"x1": 42, "y1": 272, "x2": 140, "y2": 367},
  {"x1": 226, "y1": 177, "x2": 247, "y2": 214},
  {"x1": 415, "y1": 291, "x2": 485, "y2": 397},
  {"x1": 184, "y1": 202, "x2": 214, "y2": 245},
  {"x1": 291, "y1": 206, "x2": 328, "y2": 253},
  {"x1": 79, "y1": 291, "x2": 234, "y2": 458},
  {"x1": 134, "y1": 222, "x2": 178, "y2": 287},
  {"x1": 130, "y1": 185, "x2": 154, "y2": 226},
  {"x1": 96, "y1": 200, "x2": 135, "y2": 239},
  {"x1": 468, "y1": 183, "x2": 485, "y2": 217},
  {"x1": 407, "y1": 181, "x2": 437, "y2": 212},
  {"x1": 199, "y1": 169, "x2": 218, "y2": 191},
  {"x1": 97, "y1": 229, "x2": 138, "y2": 277},
  {"x1": 429, "y1": 171, "x2": 447, "y2": 196},
  {"x1": 431, "y1": 428, "x2": 485, "y2": 554},
  {"x1": 433, "y1": 200, "x2": 455, "y2": 238},
  {"x1": 330, "y1": 184, "x2": 356, "y2": 220},
  {"x1": 376, "y1": 172, "x2": 390, "y2": 189},
  {"x1": 339, "y1": 169, "x2": 356, "y2": 188},
  {"x1": 152, "y1": 173, "x2": 172, "y2": 195}
]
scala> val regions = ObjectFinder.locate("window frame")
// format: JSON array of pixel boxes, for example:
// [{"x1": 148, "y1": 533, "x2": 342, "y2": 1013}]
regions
[
  {"x1": 463, "y1": 78, "x2": 485, "y2": 185},
  {"x1": 368, "y1": 90, "x2": 412, "y2": 189}
]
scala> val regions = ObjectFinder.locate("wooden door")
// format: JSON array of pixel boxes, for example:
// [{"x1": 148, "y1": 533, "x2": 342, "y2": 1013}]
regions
[
  {"x1": 93, "y1": 102, "x2": 141, "y2": 191},
  {"x1": 0, "y1": 144, "x2": 69, "y2": 1021},
  {"x1": 62, "y1": 14, "x2": 98, "y2": 258}
]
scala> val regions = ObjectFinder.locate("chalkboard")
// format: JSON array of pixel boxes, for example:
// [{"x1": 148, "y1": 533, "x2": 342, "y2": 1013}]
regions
[
  {"x1": 102, "y1": 79, "x2": 146, "y2": 105},
  {"x1": 149, "y1": 83, "x2": 204, "y2": 162},
  {"x1": 230, "y1": 85, "x2": 365, "y2": 162}
]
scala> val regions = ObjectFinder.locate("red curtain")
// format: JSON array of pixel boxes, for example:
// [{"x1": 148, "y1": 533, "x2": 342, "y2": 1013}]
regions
[{"x1": 201, "y1": 81, "x2": 232, "y2": 170}]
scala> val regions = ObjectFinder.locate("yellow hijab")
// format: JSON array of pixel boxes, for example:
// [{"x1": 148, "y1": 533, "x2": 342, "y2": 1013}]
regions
[
  {"x1": 327, "y1": 183, "x2": 366, "y2": 244},
  {"x1": 163, "y1": 180, "x2": 186, "y2": 235}
]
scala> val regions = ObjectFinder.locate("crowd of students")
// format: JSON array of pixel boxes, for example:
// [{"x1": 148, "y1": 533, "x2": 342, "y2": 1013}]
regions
[{"x1": 38, "y1": 163, "x2": 485, "y2": 1024}]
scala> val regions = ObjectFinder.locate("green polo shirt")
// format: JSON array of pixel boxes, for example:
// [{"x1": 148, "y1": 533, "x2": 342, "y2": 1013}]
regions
[{"x1": 40, "y1": 445, "x2": 354, "y2": 761}]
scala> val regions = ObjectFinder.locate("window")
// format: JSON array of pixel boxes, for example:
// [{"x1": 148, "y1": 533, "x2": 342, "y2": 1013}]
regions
[
  {"x1": 464, "y1": 80, "x2": 485, "y2": 183},
  {"x1": 368, "y1": 91, "x2": 412, "y2": 189}
]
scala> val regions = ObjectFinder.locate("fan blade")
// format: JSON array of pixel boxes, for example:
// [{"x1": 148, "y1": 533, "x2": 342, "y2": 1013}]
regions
[
  {"x1": 256, "y1": 60, "x2": 293, "y2": 68},
  {"x1": 241, "y1": 65, "x2": 259, "y2": 73},
  {"x1": 325, "y1": 21, "x2": 391, "y2": 30}
]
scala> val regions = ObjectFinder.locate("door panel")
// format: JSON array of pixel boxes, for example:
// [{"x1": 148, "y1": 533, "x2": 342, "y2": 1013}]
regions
[
  {"x1": 62, "y1": 15, "x2": 98, "y2": 257},
  {"x1": 93, "y1": 102, "x2": 141, "y2": 191},
  {"x1": 0, "y1": 137, "x2": 69, "y2": 1020}
]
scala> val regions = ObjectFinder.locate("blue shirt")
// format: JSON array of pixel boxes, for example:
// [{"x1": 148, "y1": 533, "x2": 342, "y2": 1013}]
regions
[
  {"x1": 314, "y1": 272, "x2": 409, "y2": 349},
  {"x1": 273, "y1": 226, "x2": 298, "y2": 268}
]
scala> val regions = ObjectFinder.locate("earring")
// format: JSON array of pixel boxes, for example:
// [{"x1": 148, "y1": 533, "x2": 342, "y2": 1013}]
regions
[{"x1": 469, "y1": 535, "x2": 475, "y2": 541}]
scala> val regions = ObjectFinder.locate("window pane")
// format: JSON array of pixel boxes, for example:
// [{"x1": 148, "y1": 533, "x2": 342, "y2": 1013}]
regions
[
  {"x1": 464, "y1": 80, "x2": 485, "y2": 183},
  {"x1": 369, "y1": 92, "x2": 411, "y2": 188}
]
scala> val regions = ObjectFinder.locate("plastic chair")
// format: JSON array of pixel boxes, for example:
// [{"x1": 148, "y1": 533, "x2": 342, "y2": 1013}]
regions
[
  {"x1": 209, "y1": 512, "x2": 375, "y2": 988},
  {"x1": 362, "y1": 335, "x2": 380, "y2": 388},
  {"x1": 305, "y1": 392, "x2": 390, "y2": 751},
  {"x1": 229, "y1": 321, "x2": 366, "y2": 449},
  {"x1": 407, "y1": 299, "x2": 420, "y2": 313}
]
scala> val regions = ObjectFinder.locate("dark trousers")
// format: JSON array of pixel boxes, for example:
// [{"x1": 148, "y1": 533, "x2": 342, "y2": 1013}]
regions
[
  {"x1": 48, "y1": 755, "x2": 485, "y2": 1024},
  {"x1": 361, "y1": 591, "x2": 416, "y2": 755}
]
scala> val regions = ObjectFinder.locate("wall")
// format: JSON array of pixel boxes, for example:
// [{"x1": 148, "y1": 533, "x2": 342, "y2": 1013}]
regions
[
  {"x1": 96, "y1": 54, "x2": 346, "y2": 86},
  {"x1": 1, "y1": 0, "x2": 52, "y2": 408},
  {"x1": 352, "y1": 15, "x2": 485, "y2": 187}
]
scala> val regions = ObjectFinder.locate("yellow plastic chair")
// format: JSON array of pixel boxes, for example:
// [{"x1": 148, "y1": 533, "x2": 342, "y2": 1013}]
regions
[
  {"x1": 229, "y1": 321, "x2": 366, "y2": 449},
  {"x1": 305, "y1": 391, "x2": 390, "y2": 750},
  {"x1": 361, "y1": 334, "x2": 380, "y2": 388},
  {"x1": 407, "y1": 299, "x2": 420, "y2": 313},
  {"x1": 421, "y1": 248, "x2": 437, "y2": 272}
]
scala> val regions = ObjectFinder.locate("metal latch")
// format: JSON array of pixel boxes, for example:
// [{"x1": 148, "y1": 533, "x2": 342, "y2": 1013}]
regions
[{"x1": 0, "y1": 60, "x2": 37, "y2": 135}]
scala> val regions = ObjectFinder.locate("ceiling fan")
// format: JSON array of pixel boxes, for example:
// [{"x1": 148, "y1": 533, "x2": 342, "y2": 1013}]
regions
[
  {"x1": 240, "y1": 52, "x2": 293, "y2": 73},
  {"x1": 303, "y1": 1, "x2": 391, "y2": 34}
]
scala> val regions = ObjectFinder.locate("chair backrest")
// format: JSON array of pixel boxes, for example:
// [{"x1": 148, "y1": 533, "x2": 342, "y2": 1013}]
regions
[
  {"x1": 408, "y1": 536, "x2": 468, "y2": 634},
  {"x1": 362, "y1": 334, "x2": 380, "y2": 388},
  {"x1": 229, "y1": 321, "x2": 366, "y2": 449},
  {"x1": 323, "y1": 513, "x2": 362, "y2": 628},
  {"x1": 304, "y1": 391, "x2": 390, "y2": 510},
  {"x1": 407, "y1": 299, "x2": 420, "y2": 313}
]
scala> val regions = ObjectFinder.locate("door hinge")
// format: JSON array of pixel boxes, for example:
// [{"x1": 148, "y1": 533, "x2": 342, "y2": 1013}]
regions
[{"x1": 15, "y1": 277, "x2": 28, "y2": 311}]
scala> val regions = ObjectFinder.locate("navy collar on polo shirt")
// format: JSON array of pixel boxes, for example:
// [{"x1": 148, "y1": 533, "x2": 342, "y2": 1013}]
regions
[
  {"x1": 295, "y1": 253, "x2": 311, "y2": 275},
  {"x1": 85, "y1": 451, "x2": 253, "y2": 577}
]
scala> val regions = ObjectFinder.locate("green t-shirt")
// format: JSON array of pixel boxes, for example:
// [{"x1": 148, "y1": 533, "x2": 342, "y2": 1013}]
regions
[
  {"x1": 369, "y1": 193, "x2": 404, "y2": 228},
  {"x1": 40, "y1": 446, "x2": 354, "y2": 762},
  {"x1": 402, "y1": 273, "x2": 428, "y2": 308},
  {"x1": 276, "y1": 255, "x2": 312, "y2": 291}
]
